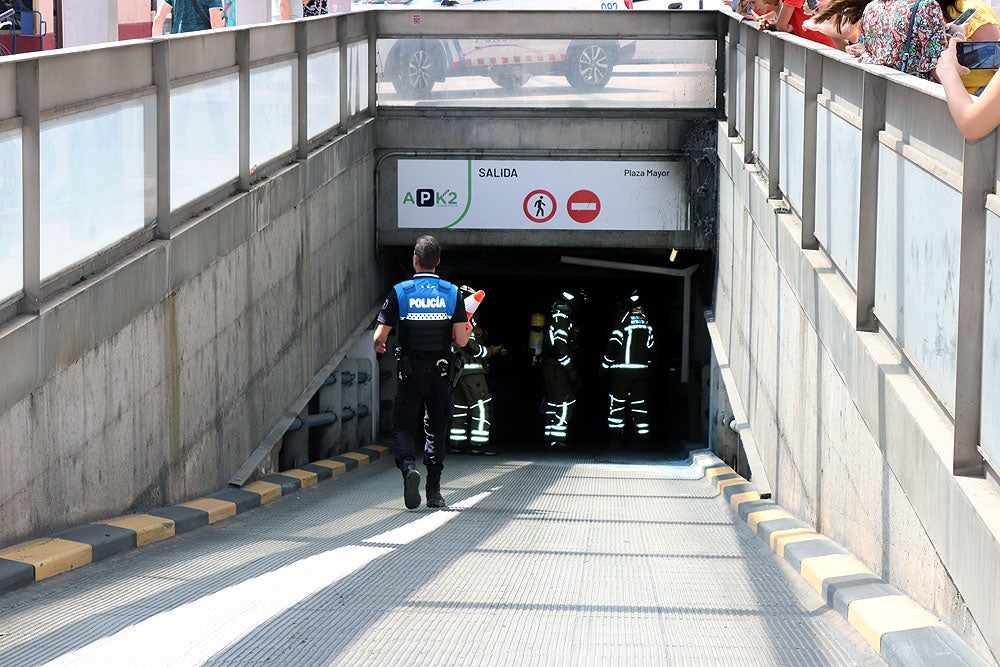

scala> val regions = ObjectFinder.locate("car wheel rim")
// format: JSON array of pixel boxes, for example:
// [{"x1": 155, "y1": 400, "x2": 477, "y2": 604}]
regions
[
  {"x1": 407, "y1": 50, "x2": 433, "y2": 91},
  {"x1": 579, "y1": 46, "x2": 609, "y2": 84}
]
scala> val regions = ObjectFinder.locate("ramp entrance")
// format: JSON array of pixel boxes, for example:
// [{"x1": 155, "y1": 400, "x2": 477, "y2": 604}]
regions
[{"x1": 381, "y1": 245, "x2": 714, "y2": 457}]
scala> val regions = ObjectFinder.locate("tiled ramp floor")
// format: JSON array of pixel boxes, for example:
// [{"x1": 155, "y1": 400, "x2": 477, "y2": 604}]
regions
[{"x1": 0, "y1": 451, "x2": 881, "y2": 666}]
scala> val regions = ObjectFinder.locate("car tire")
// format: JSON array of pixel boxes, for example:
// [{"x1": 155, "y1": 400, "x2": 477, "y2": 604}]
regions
[
  {"x1": 565, "y1": 42, "x2": 615, "y2": 91},
  {"x1": 391, "y1": 41, "x2": 443, "y2": 98},
  {"x1": 488, "y1": 65, "x2": 530, "y2": 91}
]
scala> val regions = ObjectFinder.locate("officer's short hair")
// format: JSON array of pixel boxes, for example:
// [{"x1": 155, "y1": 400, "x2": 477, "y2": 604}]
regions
[{"x1": 413, "y1": 235, "x2": 441, "y2": 270}]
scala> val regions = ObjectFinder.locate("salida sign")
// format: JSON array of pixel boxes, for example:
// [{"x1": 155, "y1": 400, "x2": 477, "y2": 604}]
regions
[{"x1": 397, "y1": 158, "x2": 686, "y2": 232}]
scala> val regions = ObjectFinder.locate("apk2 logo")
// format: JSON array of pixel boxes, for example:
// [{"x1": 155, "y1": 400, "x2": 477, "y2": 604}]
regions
[{"x1": 402, "y1": 188, "x2": 459, "y2": 208}]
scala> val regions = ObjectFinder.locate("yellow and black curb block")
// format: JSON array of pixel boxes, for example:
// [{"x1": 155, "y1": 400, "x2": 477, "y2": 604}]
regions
[
  {"x1": 0, "y1": 444, "x2": 390, "y2": 597},
  {"x1": 692, "y1": 450, "x2": 988, "y2": 667}
]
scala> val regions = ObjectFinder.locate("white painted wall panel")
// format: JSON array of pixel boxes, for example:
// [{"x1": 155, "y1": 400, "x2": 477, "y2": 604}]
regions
[
  {"x1": 980, "y1": 208, "x2": 1000, "y2": 469},
  {"x1": 874, "y1": 145, "x2": 961, "y2": 412},
  {"x1": 815, "y1": 108, "x2": 860, "y2": 288},
  {"x1": 779, "y1": 80, "x2": 804, "y2": 215}
]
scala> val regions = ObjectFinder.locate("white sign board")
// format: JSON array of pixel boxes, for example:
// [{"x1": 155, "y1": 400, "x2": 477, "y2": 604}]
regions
[{"x1": 397, "y1": 159, "x2": 687, "y2": 231}]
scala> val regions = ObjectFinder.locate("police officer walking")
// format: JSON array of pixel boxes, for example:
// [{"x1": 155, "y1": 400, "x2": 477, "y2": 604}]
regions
[
  {"x1": 602, "y1": 291, "x2": 655, "y2": 449},
  {"x1": 542, "y1": 291, "x2": 579, "y2": 450},
  {"x1": 374, "y1": 236, "x2": 469, "y2": 509}
]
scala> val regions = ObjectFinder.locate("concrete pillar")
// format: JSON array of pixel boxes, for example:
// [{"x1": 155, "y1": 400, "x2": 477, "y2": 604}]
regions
[
  {"x1": 317, "y1": 374, "x2": 343, "y2": 458},
  {"x1": 356, "y1": 357, "x2": 373, "y2": 448},
  {"x1": 378, "y1": 353, "x2": 396, "y2": 437},
  {"x1": 236, "y1": 0, "x2": 270, "y2": 25},
  {"x1": 340, "y1": 359, "x2": 358, "y2": 452},
  {"x1": 61, "y1": 0, "x2": 116, "y2": 47},
  {"x1": 279, "y1": 408, "x2": 309, "y2": 471}
]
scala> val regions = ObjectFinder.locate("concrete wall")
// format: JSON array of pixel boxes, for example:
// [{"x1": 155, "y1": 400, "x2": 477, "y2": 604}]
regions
[
  {"x1": 714, "y1": 121, "x2": 1000, "y2": 662},
  {"x1": 0, "y1": 122, "x2": 378, "y2": 548}
]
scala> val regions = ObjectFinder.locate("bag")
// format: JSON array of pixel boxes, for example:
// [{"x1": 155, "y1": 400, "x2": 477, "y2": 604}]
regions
[
  {"x1": 189, "y1": 0, "x2": 213, "y2": 30},
  {"x1": 900, "y1": 0, "x2": 924, "y2": 74}
]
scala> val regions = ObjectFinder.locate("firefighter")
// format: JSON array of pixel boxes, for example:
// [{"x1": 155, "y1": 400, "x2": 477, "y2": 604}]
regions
[
  {"x1": 602, "y1": 291, "x2": 655, "y2": 449},
  {"x1": 542, "y1": 291, "x2": 579, "y2": 450},
  {"x1": 450, "y1": 287, "x2": 506, "y2": 455}
]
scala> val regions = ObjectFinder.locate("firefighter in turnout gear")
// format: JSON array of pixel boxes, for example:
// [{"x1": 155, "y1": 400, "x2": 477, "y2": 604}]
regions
[
  {"x1": 602, "y1": 291, "x2": 655, "y2": 449},
  {"x1": 542, "y1": 291, "x2": 579, "y2": 450},
  {"x1": 450, "y1": 286, "x2": 506, "y2": 455},
  {"x1": 374, "y1": 236, "x2": 469, "y2": 509}
]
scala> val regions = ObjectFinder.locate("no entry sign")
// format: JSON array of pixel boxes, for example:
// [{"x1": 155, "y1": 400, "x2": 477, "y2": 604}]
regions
[{"x1": 567, "y1": 189, "x2": 601, "y2": 224}]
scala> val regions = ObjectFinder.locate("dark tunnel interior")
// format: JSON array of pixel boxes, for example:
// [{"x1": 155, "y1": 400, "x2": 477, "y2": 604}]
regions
[{"x1": 379, "y1": 245, "x2": 715, "y2": 459}]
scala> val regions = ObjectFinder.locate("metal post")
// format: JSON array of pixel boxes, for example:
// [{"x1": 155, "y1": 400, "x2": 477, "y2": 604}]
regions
[
  {"x1": 237, "y1": 30, "x2": 251, "y2": 191},
  {"x1": 800, "y1": 48, "x2": 822, "y2": 249},
  {"x1": 296, "y1": 22, "x2": 309, "y2": 161},
  {"x1": 716, "y1": 13, "x2": 727, "y2": 117},
  {"x1": 338, "y1": 17, "x2": 349, "y2": 132},
  {"x1": 954, "y1": 131, "x2": 996, "y2": 477},
  {"x1": 367, "y1": 11, "x2": 378, "y2": 117},
  {"x1": 153, "y1": 40, "x2": 172, "y2": 238},
  {"x1": 855, "y1": 72, "x2": 886, "y2": 332},
  {"x1": 767, "y1": 38, "x2": 784, "y2": 200},
  {"x1": 727, "y1": 18, "x2": 738, "y2": 138},
  {"x1": 743, "y1": 25, "x2": 758, "y2": 164},
  {"x1": 16, "y1": 60, "x2": 39, "y2": 314}
]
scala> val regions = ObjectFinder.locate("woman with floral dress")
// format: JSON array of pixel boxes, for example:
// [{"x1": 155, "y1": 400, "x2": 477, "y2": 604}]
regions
[
  {"x1": 857, "y1": 0, "x2": 948, "y2": 79},
  {"x1": 303, "y1": 0, "x2": 327, "y2": 15}
]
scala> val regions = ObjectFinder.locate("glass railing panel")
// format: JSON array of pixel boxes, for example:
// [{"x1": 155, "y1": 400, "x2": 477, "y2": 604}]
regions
[
  {"x1": 874, "y1": 142, "x2": 961, "y2": 414},
  {"x1": 0, "y1": 128, "x2": 22, "y2": 301},
  {"x1": 308, "y1": 48, "x2": 340, "y2": 138},
  {"x1": 981, "y1": 209, "x2": 1000, "y2": 470},
  {"x1": 815, "y1": 104, "x2": 860, "y2": 288},
  {"x1": 375, "y1": 38, "x2": 716, "y2": 108},
  {"x1": 779, "y1": 76, "x2": 804, "y2": 216},
  {"x1": 251, "y1": 60, "x2": 297, "y2": 171},
  {"x1": 171, "y1": 74, "x2": 239, "y2": 211},
  {"x1": 347, "y1": 41, "x2": 370, "y2": 115},
  {"x1": 39, "y1": 97, "x2": 155, "y2": 279}
]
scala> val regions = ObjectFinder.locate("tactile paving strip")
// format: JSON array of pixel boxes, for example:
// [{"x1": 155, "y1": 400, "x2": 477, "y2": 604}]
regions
[{"x1": 0, "y1": 451, "x2": 881, "y2": 666}]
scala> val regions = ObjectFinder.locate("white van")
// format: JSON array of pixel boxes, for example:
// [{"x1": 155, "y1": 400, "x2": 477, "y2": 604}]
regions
[{"x1": 384, "y1": 37, "x2": 638, "y2": 96}]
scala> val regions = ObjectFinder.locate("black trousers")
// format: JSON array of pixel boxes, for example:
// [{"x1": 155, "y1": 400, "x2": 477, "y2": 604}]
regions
[{"x1": 392, "y1": 366, "x2": 452, "y2": 473}]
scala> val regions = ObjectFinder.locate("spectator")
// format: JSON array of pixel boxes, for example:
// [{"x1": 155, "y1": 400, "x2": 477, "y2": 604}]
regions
[
  {"x1": 303, "y1": 0, "x2": 328, "y2": 15},
  {"x1": 758, "y1": 0, "x2": 838, "y2": 48},
  {"x1": 153, "y1": 0, "x2": 225, "y2": 35},
  {"x1": 273, "y1": 0, "x2": 304, "y2": 20},
  {"x1": 938, "y1": 35, "x2": 1000, "y2": 138},
  {"x1": 938, "y1": 0, "x2": 1000, "y2": 93},
  {"x1": 855, "y1": 0, "x2": 948, "y2": 79},
  {"x1": 805, "y1": 0, "x2": 870, "y2": 48}
]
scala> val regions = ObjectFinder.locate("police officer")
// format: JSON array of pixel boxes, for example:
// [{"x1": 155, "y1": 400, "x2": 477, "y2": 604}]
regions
[
  {"x1": 450, "y1": 288, "x2": 505, "y2": 455},
  {"x1": 542, "y1": 291, "x2": 578, "y2": 450},
  {"x1": 374, "y1": 236, "x2": 469, "y2": 509},
  {"x1": 602, "y1": 291, "x2": 655, "y2": 449}
]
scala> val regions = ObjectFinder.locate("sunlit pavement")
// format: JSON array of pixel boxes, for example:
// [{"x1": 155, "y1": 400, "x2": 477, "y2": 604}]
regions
[{"x1": 0, "y1": 449, "x2": 881, "y2": 666}]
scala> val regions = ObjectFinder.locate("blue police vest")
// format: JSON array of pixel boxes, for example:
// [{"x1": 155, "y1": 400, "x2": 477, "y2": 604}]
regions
[{"x1": 394, "y1": 275, "x2": 458, "y2": 355}]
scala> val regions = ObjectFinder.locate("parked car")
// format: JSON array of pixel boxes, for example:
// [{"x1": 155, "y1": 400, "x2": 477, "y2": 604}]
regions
[{"x1": 384, "y1": 37, "x2": 637, "y2": 96}]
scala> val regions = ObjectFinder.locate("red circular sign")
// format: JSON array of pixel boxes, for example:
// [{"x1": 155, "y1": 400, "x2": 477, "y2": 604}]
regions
[
  {"x1": 523, "y1": 190, "x2": 556, "y2": 223},
  {"x1": 567, "y1": 189, "x2": 601, "y2": 224}
]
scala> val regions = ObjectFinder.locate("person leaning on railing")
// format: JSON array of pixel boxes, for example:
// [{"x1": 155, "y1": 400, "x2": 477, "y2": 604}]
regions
[
  {"x1": 938, "y1": 34, "x2": 1000, "y2": 139},
  {"x1": 153, "y1": 0, "x2": 225, "y2": 35},
  {"x1": 938, "y1": 0, "x2": 1000, "y2": 93},
  {"x1": 755, "y1": 0, "x2": 839, "y2": 47},
  {"x1": 856, "y1": 0, "x2": 947, "y2": 79},
  {"x1": 803, "y1": 0, "x2": 868, "y2": 51}
]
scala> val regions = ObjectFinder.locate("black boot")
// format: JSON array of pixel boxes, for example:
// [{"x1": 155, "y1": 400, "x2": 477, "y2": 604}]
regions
[
  {"x1": 402, "y1": 462, "x2": 421, "y2": 509},
  {"x1": 426, "y1": 473, "x2": 446, "y2": 508}
]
